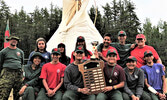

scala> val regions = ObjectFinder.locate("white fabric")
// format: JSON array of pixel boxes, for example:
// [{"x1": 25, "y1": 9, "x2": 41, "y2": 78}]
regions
[
  {"x1": 46, "y1": 0, "x2": 103, "y2": 57},
  {"x1": 148, "y1": 86, "x2": 157, "y2": 94}
]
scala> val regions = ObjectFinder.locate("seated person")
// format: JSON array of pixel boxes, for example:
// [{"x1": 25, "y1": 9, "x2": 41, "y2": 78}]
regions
[
  {"x1": 19, "y1": 52, "x2": 45, "y2": 100},
  {"x1": 96, "y1": 49, "x2": 125, "y2": 100},
  {"x1": 123, "y1": 56, "x2": 151, "y2": 100},
  {"x1": 63, "y1": 46, "x2": 95, "y2": 100},
  {"x1": 141, "y1": 50, "x2": 166, "y2": 100},
  {"x1": 36, "y1": 48, "x2": 66, "y2": 100}
]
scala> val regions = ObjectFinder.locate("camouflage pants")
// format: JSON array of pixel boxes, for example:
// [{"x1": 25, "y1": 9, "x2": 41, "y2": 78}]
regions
[{"x1": 0, "y1": 68, "x2": 23, "y2": 100}]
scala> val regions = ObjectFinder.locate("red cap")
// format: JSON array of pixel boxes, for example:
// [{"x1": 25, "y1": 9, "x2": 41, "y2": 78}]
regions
[{"x1": 136, "y1": 34, "x2": 145, "y2": 39}]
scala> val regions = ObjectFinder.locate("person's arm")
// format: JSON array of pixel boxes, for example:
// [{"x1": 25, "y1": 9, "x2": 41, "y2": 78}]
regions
[
  {"x1": 64, "y1": 68, "x2": 79, "y2": 91},
  {"x1": 156, "y1": 58, "x2": 162, "y2": 64},
  {"x1": 124, "y1": 82, "x2": 134, "y2": 96},
  {"x1": 43, "y1": 79, "x2": 54, "y2": 97},
  {"x1": 162, "y1": 75, "x2": 166, "y2": 93},
  {"x1": 135, "y1": 69, "x2": 144, "y2": 98},
  {"x1": 53, "y1": 78, "x2": 64, "y2": 93}
]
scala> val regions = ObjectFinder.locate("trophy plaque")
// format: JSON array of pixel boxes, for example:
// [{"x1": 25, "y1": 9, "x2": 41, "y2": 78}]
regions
[{"x1": 78, "y1": 60, "x2": 106, "y2": 94}]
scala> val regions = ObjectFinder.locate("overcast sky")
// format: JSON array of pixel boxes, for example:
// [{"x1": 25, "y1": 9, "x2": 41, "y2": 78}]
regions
[{"x1": 4, "y1": 0, "x2": 167, "y2": 26}]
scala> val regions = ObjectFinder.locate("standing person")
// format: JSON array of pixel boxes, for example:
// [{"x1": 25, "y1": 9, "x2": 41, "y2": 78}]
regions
[
  {"x1": 57, "y1": 43, "x2": 70, "y2": 66},
  {"x1": 27, "y1": 37, "x2": 51, "y2": 66},
  {"x1": 19, "y1": 52, "x2": 44, "y2": 100},
  {"x1": 96, "y1": 49, "x2": 125, "y2": 100},
  {"x1": 122, "y1": 56, "x2": 151, "y2": 100},
  {"x1": 97, "y1": 33, "x2": 120, "y2": 62},
  {"x1": 111, "y1": 31, "x2": 136, "y2": 68},
  {"x1": 141, "y1": 50, "x2": 166, "y2": 100},
  {"x1": 98, "y1": 31, "x2": 136, "y2": 68},
  {"x1": 63, "y1": 46, "x2": 95, "y2": 100},
  {"x1": 131, "y1": 34, "x2": 162, "y2": 68},
  {"x1": 0, "y1": 36, "x2": 24, "y2": 100},
  {"x1": 36, "y1": 48, "x2": 66, "y2": 100},
  {"x1": 70, "y1": 36, "x2": 92, "y2": 63}
]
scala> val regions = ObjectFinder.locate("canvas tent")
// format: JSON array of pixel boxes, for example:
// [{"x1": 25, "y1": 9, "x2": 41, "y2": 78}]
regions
[{"x1": 47, "y1": 0, "x2": 103, "y2": 57}]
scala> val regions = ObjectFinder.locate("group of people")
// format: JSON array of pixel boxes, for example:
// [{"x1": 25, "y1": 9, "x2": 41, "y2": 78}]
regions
[{"x1": 0, "y1": 30, "x2": 166, "y2": 100}]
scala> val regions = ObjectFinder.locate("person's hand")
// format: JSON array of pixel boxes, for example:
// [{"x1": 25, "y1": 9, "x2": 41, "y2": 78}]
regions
[
  {"x1": 19, "y1": 85, "x2": 27, "y2": 95},
  {"x1": 46, "y1": 89, "x2": 54, "y2": 97},
  {"x1": 80, "y1": 88, "x2": 90, "y2": 94},
  {"x1": 159, "y1": 93, "x2": 166, "y2": 100},
  {"x1": 102, "y1": 86, "x2": 113, "y2": 93},
  {"x1": 136, "y1": 97, "x2": 140, "y2": 100},
  {"x1": 131, "y1": 95, "x2": 139, "y2": 100},
  {"x1": 98, "y1": 52, "x2": 102, "y2": 57}
]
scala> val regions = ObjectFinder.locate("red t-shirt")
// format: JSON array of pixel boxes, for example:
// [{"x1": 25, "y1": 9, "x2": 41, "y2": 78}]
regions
[
  {"x1": 70, "y1": 50, "x2": 92, "y2": 63},
  {"x1": 40, "y1": 62, "x2": 66, "y2": 89},
  {"x1": 102, "y1": 46, "x2": 120, "y2": 60},
  {"x1": 131, "y1": 45, "x2": 159, "y2": 68}
]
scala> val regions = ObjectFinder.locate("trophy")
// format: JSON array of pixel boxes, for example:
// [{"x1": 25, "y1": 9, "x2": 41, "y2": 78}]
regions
[
  {"x1": 91, "y1": 41, "x2": 99, "y2": 59},
  {"x1": 78, "y1": 60, "x2": 106, "y2": 94}
]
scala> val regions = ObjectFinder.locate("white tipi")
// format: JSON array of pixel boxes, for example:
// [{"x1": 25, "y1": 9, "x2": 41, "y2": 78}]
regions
[{"x1": 46, "y1": 0, "x2": 103, "y2": 57}]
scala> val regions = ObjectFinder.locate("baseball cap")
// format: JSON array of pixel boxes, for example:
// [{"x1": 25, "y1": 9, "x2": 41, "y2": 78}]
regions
[
  {"x1": 126, "y1": 56, "x2": 137, "y2": 61},
  {"x1": 75, "y1": 46, "x2": 84, "y2": 53},
  {"x1": 58, "y1": 43, "x2": 65, "y2": 48},
  {"x1": 52, "y1": 48, "x2": 61, "y2": 55},
  {"x1": 136, "y1": 34, "x2": 145, "y2": 39},
  {"x1": 77, "y1": 36, "x2": 85, "y2": 42},
  {"x1": 144, "y1": 50, "x2": 153, "y2": 57},
  {"x1": 118, "y1": 30, "x2": 126, "y2": 36},
  {"x1": 107, "y1": 49, "x2": 117, "y2": 56},
  {"x1": 6, "y1": 36, "x2": 20, "y2": 42}
]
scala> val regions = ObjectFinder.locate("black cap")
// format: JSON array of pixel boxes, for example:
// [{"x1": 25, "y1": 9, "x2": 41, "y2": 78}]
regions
[
  {"x1": 144, "y1": 50, "x2": 153, "y2": 57},
  {"x1": 77, "y1": 36, "x2": 85, "y2": 42},
  {"x1": 75, "y1": 46, "x2": 84, "y2": 53}
]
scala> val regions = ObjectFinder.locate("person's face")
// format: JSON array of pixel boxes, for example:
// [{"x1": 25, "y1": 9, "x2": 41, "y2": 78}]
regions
[
  {"x1": 126, "y1": 60, "x2": 136, "y2": 70},
  {"x1": 9, "y1": 39, "x2": 18, "y2": 47},
  {"x1": 107, "y1": 54, "x2": 117, "y2": 64},
  {"x1": 77, "y1": 41, "x2": 85, "y2": 47},
  {"x1": 51, "y1": 53, "x2": 61, "y2": 62},
  {"x1": 144, "y1": 54, "x2": 154, "y2": 63},
  {"x1": 74, "y1": 51, "x2": 84, "y2": 60},
  {"x1": 38, "y1": 41, "x2": 45, "y2": 50},
  {"x1": 103, "y1": 36, "x2": 111, "y2": 47},
  {"x1": 58, "y1": 46, "x2": 64, "y2": 53},
  {"x1": 135, "y1": 38, "x2": 146, "y2": 47},
  {"x1": 33, "y1": 56, "x2": 41, "y2": 66},
  {"x1": 118, "y1": 35, "x2": 126, "y2": 43}
]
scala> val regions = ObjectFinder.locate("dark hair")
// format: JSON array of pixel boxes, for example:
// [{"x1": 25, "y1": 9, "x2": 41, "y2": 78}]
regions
[
  {"x1": 35, "y1": 37, "x2": 47, "y2": 52},
  {"x1": 104, "y1": 33, "x2": 112, "y2": 41},
  {"x1": 57, "y1": 43, "x2": 67, "y2": 59}
]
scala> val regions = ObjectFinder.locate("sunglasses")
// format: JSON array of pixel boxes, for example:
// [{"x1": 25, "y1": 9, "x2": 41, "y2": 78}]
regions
[
  {"x1": 76, "y1": 51, "x2": 83, "y2": 54},
  {"x1": 137, "y1": 38, "x2": 143, "y2": 40}
]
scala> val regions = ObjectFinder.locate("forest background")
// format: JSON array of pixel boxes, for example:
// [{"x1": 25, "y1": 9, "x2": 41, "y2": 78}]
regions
[{"x1": 0, "y1": 0, "x2": 166, "y2": 66}]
